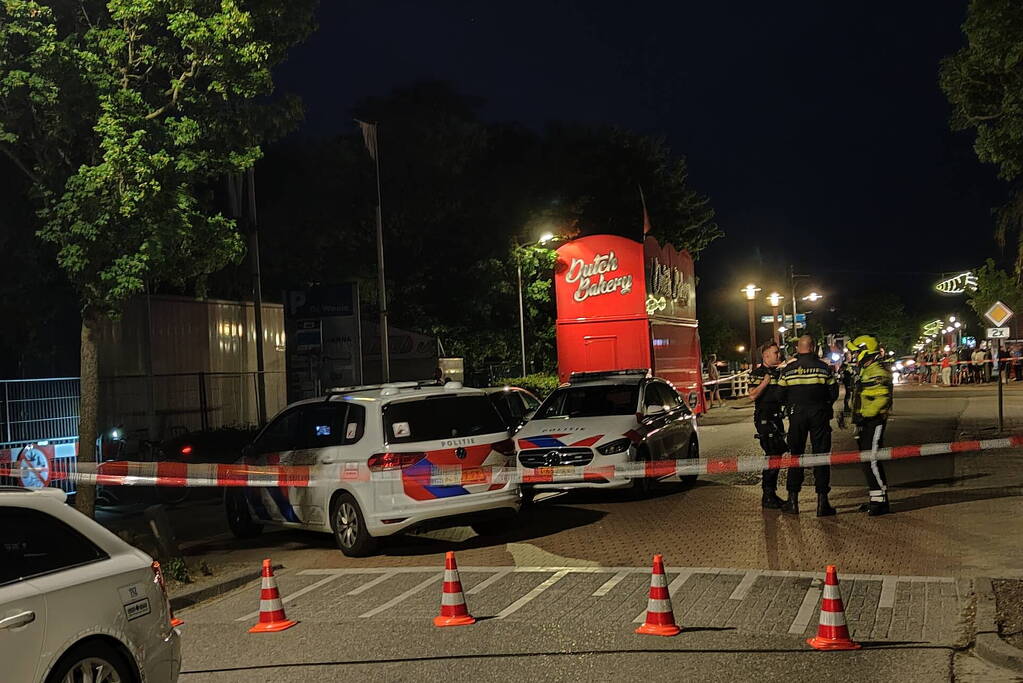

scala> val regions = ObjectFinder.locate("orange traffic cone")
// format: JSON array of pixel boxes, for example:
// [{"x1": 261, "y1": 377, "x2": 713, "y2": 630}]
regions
[
  {"x1": 170, "y1": 614, "x2": 184, "y2": 628},
  {"x1": 433, "y1": 551, "x2": 475, "y2": 627},
  {"x1": 248, "y1": 559, "x2": 297, "y2": 633},
  {"x1": 635, "y1": 554, "x2": 681, "y2": 636},
  {"x1": 806, "y1": 565, "x2": 860, "y2": 650}
]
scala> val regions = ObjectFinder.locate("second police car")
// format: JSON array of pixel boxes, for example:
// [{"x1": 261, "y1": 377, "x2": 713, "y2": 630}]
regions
[{"x1": 514, "y1": 370, "x2": 699, "y2": 496}]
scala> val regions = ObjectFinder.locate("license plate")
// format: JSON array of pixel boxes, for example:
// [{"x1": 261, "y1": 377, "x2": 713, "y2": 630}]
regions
[
  {"x1": 461, "y1": 467, "x2": 486, "y2": 485},
  {"x1": 535, "y1": 467, "x2": 554, "y2": 479}
]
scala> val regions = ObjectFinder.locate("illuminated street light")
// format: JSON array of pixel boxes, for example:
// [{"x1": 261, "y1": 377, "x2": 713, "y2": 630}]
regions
[
  {"x1": 742, "y1": 283, "x2": 761, "y2": 301},
  {"x1": 517, "y1": 230, "x2": 563, "y2": 374},
  {"x1": 954, "y1": 321, "x2": 961, "y2": 329},
  {"x1": 766, "y1": 292, "x2": 784, "y2": 345},
  {"x1": 802, "y1": 292, "x2": 823, "y2": 302},
  {"x1": 741, "y1": 284, "x2": 761, "y2": 365},
  {"x1": 949, "y1": 316, "x2": 956, "y2": 323},
  {"x1": 736, "y1": 345, "x2": 746, "y2": 353},
  {"x1": 777, "y1": 325, "x2": 788, "y2": 334},
  {"x1": 538, "y1": 231, "x2": 555, "y2": 245}
]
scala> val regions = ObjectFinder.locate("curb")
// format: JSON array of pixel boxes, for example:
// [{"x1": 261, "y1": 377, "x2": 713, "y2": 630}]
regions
[
  {"x1": 974, "y1": 576, "x2": 1023, "y2": 673},
  {"x1": 170, "y1": 563, "x2": 283, "y2": 612}
]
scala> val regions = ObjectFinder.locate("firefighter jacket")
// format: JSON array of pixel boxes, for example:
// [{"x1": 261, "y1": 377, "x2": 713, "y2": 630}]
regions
[
  {"x1": 778, "y1": 353, "x2": 839, "y2": 409},
  {"x1": 852, "y1": 360, "x2": 892, "y2": 420}
]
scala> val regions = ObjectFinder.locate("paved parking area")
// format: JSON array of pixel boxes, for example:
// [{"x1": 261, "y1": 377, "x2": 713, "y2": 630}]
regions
[{"x1": 180, "y1": 565, "x2": 966, "y2": 645}]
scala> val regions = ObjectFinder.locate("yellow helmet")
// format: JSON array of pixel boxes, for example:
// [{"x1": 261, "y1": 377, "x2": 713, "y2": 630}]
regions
[{"x1": 847, "y1": 335, "x2": 880, "y2": 363}]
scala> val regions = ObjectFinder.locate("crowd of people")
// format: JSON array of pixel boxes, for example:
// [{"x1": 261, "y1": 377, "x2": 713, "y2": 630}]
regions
[{"x1": 911, "y1": 342, "x2": 1023, "y2": 385}]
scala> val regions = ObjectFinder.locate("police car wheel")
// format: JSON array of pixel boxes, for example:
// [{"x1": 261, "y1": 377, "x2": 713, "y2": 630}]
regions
[
  {"x1": 331, "y1": 493, "x2": 378, "y2": 557},
  {"x1": 679, "y1": 437, "x2": 699, "y2": 486},
  {"x1": 225, "y1": 488, "x2": 262, "y2": 539}
]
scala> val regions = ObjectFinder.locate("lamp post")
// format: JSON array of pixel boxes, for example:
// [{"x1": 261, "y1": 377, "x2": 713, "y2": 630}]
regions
[
  {"x1": 742, "y1": 283, "x2": 761, "y2": 366},
  {"x1": 516, "y1": 232, "x2": 558, "y2": 376},
  {"x1": 767, "y1": 292, "x2": 784, "y2": 346}
]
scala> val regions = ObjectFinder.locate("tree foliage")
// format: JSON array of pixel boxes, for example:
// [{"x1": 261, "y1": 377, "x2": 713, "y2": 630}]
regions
[
  {"x1": 839, "y1": 292, "x2": 915, "y2": 354},
  {"x1": 967, "y1": 257, "x2": 1023, "y2": 318}
]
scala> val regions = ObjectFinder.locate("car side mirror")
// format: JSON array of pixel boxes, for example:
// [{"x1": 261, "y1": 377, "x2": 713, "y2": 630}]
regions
[{"x1": 644, "y1": 405, "x2": 666, "y2": 418}]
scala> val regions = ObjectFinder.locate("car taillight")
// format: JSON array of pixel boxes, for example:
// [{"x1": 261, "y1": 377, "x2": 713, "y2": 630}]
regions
[
  {"x1": 152, "y1": 561, "x2": 183, "y2": 628},
  {"x1": 493, "y1": 439, "x2": 516, "y2": 457},
  {"x1": 367, "y1": 452, "x2": 426, "y2": 471},
  {"x1": 180, "y1": 445, "x2": 193, "y2": 456}
]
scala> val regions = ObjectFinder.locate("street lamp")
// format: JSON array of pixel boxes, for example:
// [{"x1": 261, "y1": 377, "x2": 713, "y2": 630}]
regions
[
  {"x1": 802, "y1": 291, "x2": 823, "y2": 302},
  {"x1": 517, "y1": 232, "x2": 560, "y2": 376},
  {"x1": 736, "y1": 345, "x2": 746, "y2": 353},
  {"x1": 741, "y1": 283, "x2": 761, "y2": 366},
  {"x1": 767, "y1": 292, "x2": 784, "y2": 346}
]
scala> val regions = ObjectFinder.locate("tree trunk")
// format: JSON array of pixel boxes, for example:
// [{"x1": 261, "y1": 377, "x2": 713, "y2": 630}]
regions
[{"x1": 74, "y1": 312, "x2": 99, "y2": 518}]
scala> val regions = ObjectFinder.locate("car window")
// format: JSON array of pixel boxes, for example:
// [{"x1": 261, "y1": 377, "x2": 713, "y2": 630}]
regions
[
  {"x1": 661, "y1": 384, "x2": 688, "y2": 411},
  {"x1": 0, "y1": 507, "x2": 109, "y2": 586},
  {"x1": 535, "y1": 385, "x2": 639, "y2": 419},
  {"x1": 644, "y1": 383, "x2": 670, "y2": 409},
  {"x1": 521, "y1": 392, "x2": 541, "y2": 412},
  {"x1": 383, "y1": 395, "x2": 506, "y2": 444},
  {"x1": 488, "y1": 393, "x2": 516, "y2": 428},
  {"x1": 503, "y1": 393, "x2": 527, "y2": 422},
  {"x1": 343, "y1": 403, "x2": 366, "y2": 445},
  {"x1": 299, "y1": 403, "x2": 349, "y2": 449},
  {"x1": 253, "y1": 407, "x2": 302, "y2": 454}
]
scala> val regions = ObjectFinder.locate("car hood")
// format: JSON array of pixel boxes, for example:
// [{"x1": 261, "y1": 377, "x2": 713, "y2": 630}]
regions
[{"x1": 515, "y1": 416, "x2": 637, "y2": 450}]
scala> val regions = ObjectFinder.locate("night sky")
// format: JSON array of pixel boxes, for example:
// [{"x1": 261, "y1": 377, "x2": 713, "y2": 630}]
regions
[{"x1": 275, "y1": 1, "x2": 1005, "y2": 327}]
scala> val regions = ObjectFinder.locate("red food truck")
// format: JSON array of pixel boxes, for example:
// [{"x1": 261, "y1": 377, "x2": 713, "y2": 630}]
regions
[{"x1": 553, "y1": 234, "x2": 706, "y2": 413}]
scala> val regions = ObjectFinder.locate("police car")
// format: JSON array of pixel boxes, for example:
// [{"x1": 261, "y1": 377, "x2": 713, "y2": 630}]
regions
[
  {"x1": 0, "y1": 487, "x2": 181, "y2": 683},
  {"x1": 225, "y1": 381, "x2": 520, "y2": 557},
  {"x1": 514, "y1": 370, "x2": 699, "y2": 494}
]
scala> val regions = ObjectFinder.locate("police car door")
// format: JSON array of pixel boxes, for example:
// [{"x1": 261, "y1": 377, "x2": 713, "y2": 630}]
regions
[
  {"x1": 247, "y1": 406, "x2": 303, "y2": 525},
  {"x1": 640, "y1": 382, "x2": 672, "y2": 459},
  {"x1": 286, "y1": 402, "x2": 351, "y2": 529}
]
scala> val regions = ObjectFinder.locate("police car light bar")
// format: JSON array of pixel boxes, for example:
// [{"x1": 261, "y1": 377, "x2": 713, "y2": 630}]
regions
[{"x1": 568, "y1": 369, "x2": 651, "y2": 382}]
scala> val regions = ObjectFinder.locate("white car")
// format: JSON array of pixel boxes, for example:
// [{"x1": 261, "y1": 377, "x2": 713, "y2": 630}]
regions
[
  {"x1": 0, "y1": 487, "x2": 180, "y2": 683},
  {"x1": 515, "y1": 370, "x2": 699, "y2": 494},
  {"x1": 225, "y1": 381, "x2": 521, "y2": 557}
]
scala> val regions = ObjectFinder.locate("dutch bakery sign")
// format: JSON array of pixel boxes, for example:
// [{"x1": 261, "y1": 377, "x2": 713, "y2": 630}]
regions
[{"x1": 564, "y1": 251, "x2": 634, "y2": 302}]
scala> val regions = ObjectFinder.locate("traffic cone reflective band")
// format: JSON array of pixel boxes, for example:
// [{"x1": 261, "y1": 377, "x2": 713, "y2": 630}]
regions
[
  {"x1": 248, "y1": 559, "x2": 297, "y2": 633},
  {"x1": 806, "y1": 565, "x2": 860, "y2": 650},
  {"x1": 635, "y1": 554, "x2": 681, "y2": 636},
  {"x1": 433, "y1": 551, "x2": 475, "y2": 627},
  {"x1": 170, "y1": 614, "x2": 184, "y2": 628}
]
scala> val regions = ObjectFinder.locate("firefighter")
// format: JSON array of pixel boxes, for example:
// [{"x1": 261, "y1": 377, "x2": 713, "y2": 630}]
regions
[
  {"x1": 845, "y1": 334, "x2": 893, "y2": 516},
  {"x1": 777, "y1": 335, "x2": 839, "y2": 516},
  {"x1": 748, "y1": 341, "x2": 787, "y2": 509}
]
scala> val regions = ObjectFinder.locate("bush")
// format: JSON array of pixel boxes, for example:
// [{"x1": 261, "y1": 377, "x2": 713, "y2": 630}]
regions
[{"x1": 493, "y1": 373, "x2": 560, "y2": 398}]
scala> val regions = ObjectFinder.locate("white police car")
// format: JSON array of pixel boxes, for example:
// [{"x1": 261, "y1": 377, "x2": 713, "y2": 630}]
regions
[
  {"x1": 515, "y1": 370, "x2": 699, "y2": 494},
  {"x1": 225, "y1": 381, "x2": 520, "y2": 556},
  {"x1": 0, "y1": 487, "x2": 181, "y2": 683}
]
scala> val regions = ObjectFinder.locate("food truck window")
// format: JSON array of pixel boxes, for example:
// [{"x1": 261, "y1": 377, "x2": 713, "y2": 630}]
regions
[{"x1": 536, "y1": 385, "x2": 639, "y2": 419}]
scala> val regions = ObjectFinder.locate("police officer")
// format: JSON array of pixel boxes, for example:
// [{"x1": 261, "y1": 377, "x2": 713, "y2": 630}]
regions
[
  {"x1": 846, "y1": 335, "x2": 893, "y2": 516},
  {"x1": 778, "y1": 335, "x2": 839, "y2": 516},
  {"x1": 748, "y1": 341, "x2": 787, "y2": 509}
]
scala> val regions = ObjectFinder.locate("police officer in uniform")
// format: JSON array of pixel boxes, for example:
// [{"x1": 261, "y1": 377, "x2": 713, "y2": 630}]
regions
[
  {"x1": 748, "y1": 341, "x2": 787, "y2": 509},
  {"x1": 846, "y1": 335, "x2": 893, "y2": 516},
  {"x1": 778, "y1": 335, "x2": 839, "y2": 516}
]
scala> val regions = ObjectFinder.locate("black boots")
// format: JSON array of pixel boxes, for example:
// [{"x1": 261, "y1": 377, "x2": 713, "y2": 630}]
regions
[
  {"x1": 762, "y1": 491, "x2": 785, "y2": 509},
  {"x1": 781, "y1": 495, "x2": 799, "y2": 514},
  {"x1": 816, "y1": 494, "x2": 836, "y2": 517},
  {"x1": 858, "y1": 500, "x2": 892, "y2": 516}
]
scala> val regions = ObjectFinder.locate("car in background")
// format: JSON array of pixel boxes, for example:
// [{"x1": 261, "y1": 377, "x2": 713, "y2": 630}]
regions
[
  {"x1": 225, "y1": 381, "x2": 521, "y2": 557},
  {"x1": 514, "y1": 370, "x2": 699, "y2": 496},
  {"x1": 0, "y1": 487, "x2": 181, "y2": 683},
  {"x1": 483, "y1": 386, "x2": 542, "y2": 432}
]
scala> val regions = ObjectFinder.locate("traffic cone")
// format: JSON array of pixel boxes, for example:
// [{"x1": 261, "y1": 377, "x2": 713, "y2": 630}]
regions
[
  {"x1": 170, "y1": 614, "x2": 184, "y2": 628},
  {"x1": 248, "y1": 559, "x2": 297, "y2": 633},
  {"x1": 635, "y1": 554, "x2": 681, "y2": 636},
  {"x1": 433, "y1": 551, "x2": 475, "y2": 627},
  {"x1": 806, "y1": 565, "x2": 860, "y2": 650}
]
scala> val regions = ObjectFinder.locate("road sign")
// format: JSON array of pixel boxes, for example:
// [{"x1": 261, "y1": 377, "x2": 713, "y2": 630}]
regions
[
  {"x1": 985, "y1": 300, "x2": 1014, "y2": 327},
  {"x1": 759, "y1": 313, "x2": 807, "y2": 324},
  {"x1": 987, "y1": 327, "x2": 1011, "y2": 339}
]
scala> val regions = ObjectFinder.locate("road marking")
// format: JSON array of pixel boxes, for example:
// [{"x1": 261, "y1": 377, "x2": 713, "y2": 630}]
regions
[
  {"x1": 359, "y1": 573, "x2": 443, "y2": 618},
  {"x1": 467, "y1": 568, "x2": 512, "y2": 595},
  {"x1": 348, "y1": 572, "x2": 397, "y2": 596},
  {"x1": 236, "y1": 573, "x2": 342, "y2": 622},
  {"x1": 592, "y1": 570, "x2": 631, "y2": 596},
  {"x1": 788, "y1": 584, "x2": 822, "y2": 634},
  {"x1": 879, "y1": 576, "x2": 898, "y2": 608},
  {"x1": 729, "y1": 571, "x2": 759, "y2": 601},
  {"x1": 496, "y1": 570, "x2": 570, "y2": 619},
  {"x1": 633, "y1": 571, "x2": 694, "y2": 623}
]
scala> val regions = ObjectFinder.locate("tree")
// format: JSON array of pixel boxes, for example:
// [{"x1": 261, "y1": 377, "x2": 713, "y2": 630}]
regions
[
  {"x1": 968, "y1": 258, "x2": 1023, "y2": 320},
  {"x1": 0, "y1": 1, "x2": 315, "y2": 514},
  {"x1": 697, "y1": 310, "x2": 741, "y2": 360},
  {"x1": 941, "y1": 0, "x2": 1023, "y2": 273},
  {"x1": 839, "y1": 292, "x2": 914, "y2": 355}
]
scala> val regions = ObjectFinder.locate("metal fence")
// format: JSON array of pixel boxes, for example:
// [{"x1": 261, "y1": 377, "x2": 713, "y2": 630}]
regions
[{"x1": 0, "y1": 378, "x2": 81, "y2": 494}]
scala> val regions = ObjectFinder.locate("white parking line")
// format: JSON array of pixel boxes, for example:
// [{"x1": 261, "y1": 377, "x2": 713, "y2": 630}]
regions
[
  {"x1": 348, "y1": 572, "x2": 397, "y2": 596},
  {"x1": 729, "y1": 571, "x2": 759, "y2": 601},
  {"x1": 632, "y1": 571, "x2": 694, "y2": 623},
  {"x1": 496, "y1": 570, "x2": 570, "y2": 619},
  {"x1": 879, "y1": 576, "x2": 898, "y2": 608},
  {"x1": 359, "y1": 573, "x2": 443, "y2": 618},
  {"x1": 236, "y1": 573, "x2": 343, "y2": 622},
  {"x1": 787, "y1": 585, "x2": 822, "y2": 634},
  {"x1": 592, "y1": 570, "x2": 631, "y2": 597},
  {"x1": 467, "y1": 568, "x2": 512, "y2": 595}
]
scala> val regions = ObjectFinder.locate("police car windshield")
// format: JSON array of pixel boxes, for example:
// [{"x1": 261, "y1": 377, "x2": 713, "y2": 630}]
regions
[
  {"x1": 383, "y1": 395, "x2": 506, "y2": 444},
  {"x1": 535, "y1": 385, "x2": 639, "y2": 419}
]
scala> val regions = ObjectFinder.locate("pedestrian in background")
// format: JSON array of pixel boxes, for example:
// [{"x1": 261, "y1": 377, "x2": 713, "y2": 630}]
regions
[
  {"x1": 941, "y1": 353, "x2": 952, "y2": 386},
  {"x1": 748, "y1": 341, "x2": 787, "y2": 509},
  {"x1": 1013, "y1": 343, "x2": 1022, "y2": 381},
  {"x1": 777, "y1": 335, "x2": 839, "y2": 516},
  {"x1": 705, "y1": 354, "x2": 722, "y2": 407}
]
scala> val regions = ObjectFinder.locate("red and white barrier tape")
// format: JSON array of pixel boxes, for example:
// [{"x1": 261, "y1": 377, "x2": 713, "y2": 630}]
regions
[{"x1": 2, "y1": 434, "x2": 1021, "y2": 488}]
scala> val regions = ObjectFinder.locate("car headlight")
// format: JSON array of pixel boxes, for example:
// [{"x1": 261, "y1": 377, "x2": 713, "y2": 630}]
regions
[{"x1": 596, "y1": 438, "x2": 632, "y2": 455}]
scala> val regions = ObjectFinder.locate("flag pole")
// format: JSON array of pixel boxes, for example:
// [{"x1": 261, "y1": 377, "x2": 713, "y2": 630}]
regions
[{"x1": 357, "y1": 119, "x2": 390, "y2": 382}]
